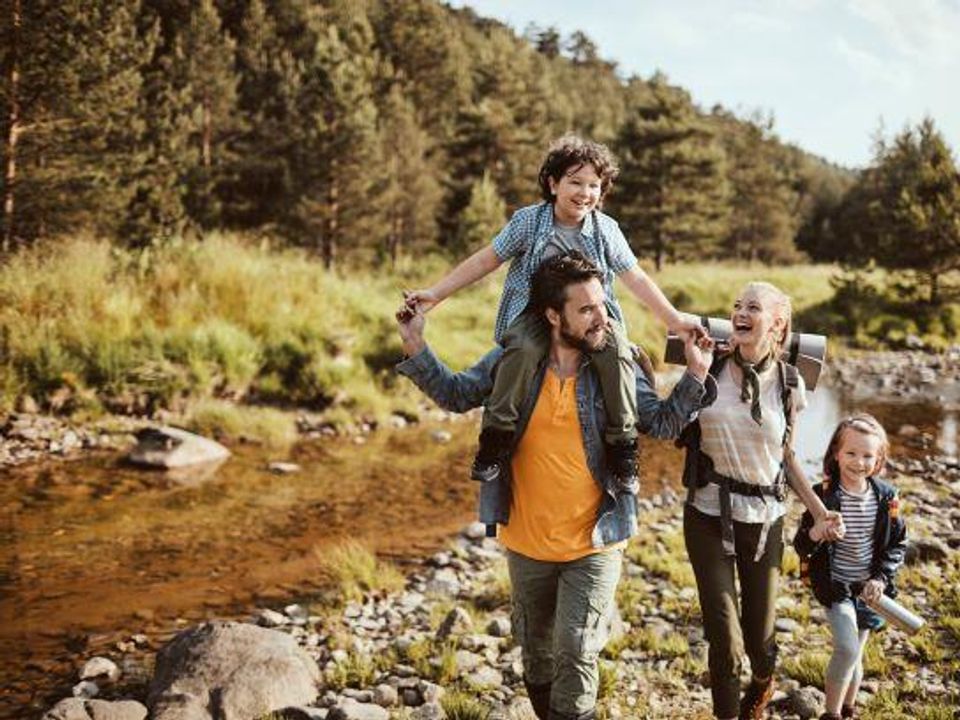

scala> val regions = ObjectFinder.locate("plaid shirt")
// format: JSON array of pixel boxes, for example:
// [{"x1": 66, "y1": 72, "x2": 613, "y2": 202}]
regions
[{"x1": 491, "y1": 203, "x2": 638, "y2": 342}]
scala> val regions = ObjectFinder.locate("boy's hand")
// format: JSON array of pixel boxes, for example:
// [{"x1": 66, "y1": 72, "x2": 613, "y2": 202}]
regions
[
  {"x1": 403, "y1": 288, "x2": 441, "y2": 313},
  {"x1": 860, "y1": 578, "x2": 885, "y2": 603}
]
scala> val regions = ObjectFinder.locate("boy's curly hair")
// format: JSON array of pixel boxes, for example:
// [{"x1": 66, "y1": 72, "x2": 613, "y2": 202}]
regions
[{"x1": 537, "y1": 134, "x2": 620, "y2": 203}]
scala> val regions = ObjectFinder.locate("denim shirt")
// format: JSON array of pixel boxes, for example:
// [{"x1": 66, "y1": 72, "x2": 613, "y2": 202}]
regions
[{"x1": 397, "y1": 346, "x2": 716, "y2": 548}]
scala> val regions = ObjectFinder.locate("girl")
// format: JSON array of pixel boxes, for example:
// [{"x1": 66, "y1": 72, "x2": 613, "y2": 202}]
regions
[
  {"x1": 794, "y1": 414, "x2": 908, "y2": 720},
  {"x1": 680, "y1": 281, "x2": 844, "y2": 720}
]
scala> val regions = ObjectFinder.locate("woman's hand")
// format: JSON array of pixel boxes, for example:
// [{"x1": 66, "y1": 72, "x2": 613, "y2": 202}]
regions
[
  {"x1": 402, "y1": 288, "x2": 441, "y2": 314},
  {"x1": 810, "y1": 512, "x2": 845, "y2": 542}
]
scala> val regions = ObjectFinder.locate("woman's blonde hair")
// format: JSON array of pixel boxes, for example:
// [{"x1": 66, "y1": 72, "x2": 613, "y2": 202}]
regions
[
  {"x1": 822, "y1": 413, "x2": 890, "y2": 481},
  {"x1": 741, "y1": 281, "x2": 792, "y2": 353}
]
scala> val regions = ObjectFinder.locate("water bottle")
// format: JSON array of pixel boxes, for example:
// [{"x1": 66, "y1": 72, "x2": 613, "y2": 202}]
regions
[{"x1": 865, "y1": 594, "x2": 925, "y2": 634}]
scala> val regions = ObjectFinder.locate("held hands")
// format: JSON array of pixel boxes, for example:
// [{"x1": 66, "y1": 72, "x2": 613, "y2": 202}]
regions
[
  {"x1": 671, "y1": 317, "x2": 709, "y2": 343},
  {"x1": 809, "y1": 511, "x2": 846, "y2": 542},
  {"x1": 396, "y1": 295, "x2": 427, "y2": 356},
  {"x1": 402, "y1": 288, "x2": 441, "y2": 314},
  {"x1": 860, "y1": 578, "x2": 885, "y2": 603},
  {"x1": 683, "y1": 332, "x2": 715, "y2": 381}
]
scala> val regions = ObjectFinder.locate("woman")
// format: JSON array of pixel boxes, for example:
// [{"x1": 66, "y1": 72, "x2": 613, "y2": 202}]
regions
[{"x1": 680, "y1": 282, "x2": 843, "y2": 720}]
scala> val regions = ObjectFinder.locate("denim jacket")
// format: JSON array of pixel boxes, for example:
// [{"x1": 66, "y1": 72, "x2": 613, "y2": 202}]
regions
[{"x1": 397, "y1": 345, "x2": 716, "y2": 548}]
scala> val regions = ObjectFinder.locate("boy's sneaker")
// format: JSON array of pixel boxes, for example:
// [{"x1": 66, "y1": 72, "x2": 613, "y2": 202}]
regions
[
  {"x1": 739, "y1": 675, "x2": 775, "y2": 720},
  {"x1": 471, "y1": 428, "x2": 514, "y2": 483},
  {"x1": 606, "y1": 439, "x2": 639, "y2": 494}
]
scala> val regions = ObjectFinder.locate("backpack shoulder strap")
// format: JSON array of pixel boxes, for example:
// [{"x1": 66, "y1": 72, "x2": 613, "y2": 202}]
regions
[{"x1": 779, "y1": 361, "x2": 799, "y2": 449}]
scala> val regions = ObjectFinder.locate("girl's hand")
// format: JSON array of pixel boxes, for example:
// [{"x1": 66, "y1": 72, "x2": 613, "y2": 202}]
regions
[
  {"x1": 403, "y1": 289, "x2": 440, "y2": 313},
  {"x1": 810, "y1": 513, "x2": 845, "y2": 542},
  {"x1": 860, "y1": 578, "x2": 885, "y2": 603}
]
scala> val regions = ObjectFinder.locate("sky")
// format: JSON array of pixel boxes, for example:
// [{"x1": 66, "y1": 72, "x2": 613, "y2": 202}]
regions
[{"x1": 448, "y1": 0, "x2": 960, "y2": 168}]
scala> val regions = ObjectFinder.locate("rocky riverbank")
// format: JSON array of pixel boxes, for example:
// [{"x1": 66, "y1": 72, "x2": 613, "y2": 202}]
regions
[{"x1": 39, "y1": 461, "x2": 960, "y2": 720}]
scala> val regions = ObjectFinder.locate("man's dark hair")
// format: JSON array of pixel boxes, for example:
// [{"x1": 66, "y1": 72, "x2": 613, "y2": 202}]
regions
[
  {"x1": 530, "y1": 251, "x2": 604, "y2": 314},
  {"x1": 537, "y1": 134, "x2": 620, "y2": 203}
]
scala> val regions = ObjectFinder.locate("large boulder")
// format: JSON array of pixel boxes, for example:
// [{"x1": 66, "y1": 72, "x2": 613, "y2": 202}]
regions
[
  {"x1": 147, "y1": 621, "x2": 320, "y2": 720},
  {"x1": 127, "y1": 427, "x2": 230, "y2": 469}
]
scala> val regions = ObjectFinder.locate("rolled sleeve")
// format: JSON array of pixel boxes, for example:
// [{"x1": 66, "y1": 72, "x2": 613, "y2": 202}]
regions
[
  {"x1": 396, "y1": 345, "x2": 501, "y2": 413},
  {"x1": 636, "y1": 370, "x2": 715, "y2": 440}
]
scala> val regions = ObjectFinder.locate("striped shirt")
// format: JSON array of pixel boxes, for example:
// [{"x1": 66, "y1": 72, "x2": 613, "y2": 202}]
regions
[
  {"x1": 491, "y1": 203, "x2": 637, "y2": 342},
  {"x1": 831, "y1": 484, "x2": 878, "y2": 585}
]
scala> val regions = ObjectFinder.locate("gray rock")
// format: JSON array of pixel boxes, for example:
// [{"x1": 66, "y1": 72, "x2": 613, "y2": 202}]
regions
[
  {"x1": 72, "y1": 681, "x2": 99, "y2": 699},
  {"x1": 127, "y1": 426, "x2": 230, "y2": 469},
  {"x1": 425, "y1": 568, "x2": 460, "y2": 596},
  {"x1": 463, "y1": 522, "x2": 488, "y2": 540},
  {"x1": 409, "y1": 702, "x2": 446, "y2": 720},
  {"x1": 326, "y1": 699, "x2": 389, "y2": 720},
  {"x1": 789, "y1": 686, "x2": 825, "y2": 719},
  {"x1": 148, "y1": 621, "x2": 320, "y2": 720},
  {"x1": 436, "y1": 606, "x2": 472, "y2": 640},
  {"x1": 372, "y1": 684, "x2": 398, "y2": 708},
  {"x1": 275, "y1": 708, "x2": 328, "y2": 720},
  {"x1": 464, "y1": 666, "x2": 503, "y2": 688},
  {"x1": 86, "y1": 700, "x2": 149, "y2": 720},
  {"x1": 42, "y1": 699, "x2": 91, "y2": 720},
  {"x1": 486, "y1": 617, "x2": 511, "y2": 637},
  {"x1": 452, "y1": 649, "x2": 484, "y2": 674},
  {"x1": 80, "y1": 657, "x2": 120, "y2": 683},
  {"x1": 257, "y1": 608, "x2": 288, "y2": 627}
]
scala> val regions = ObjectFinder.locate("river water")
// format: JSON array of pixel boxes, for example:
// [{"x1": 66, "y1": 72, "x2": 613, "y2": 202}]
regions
[{"x1": 1, "y1": 381, "x2": 954, "y2": 717}]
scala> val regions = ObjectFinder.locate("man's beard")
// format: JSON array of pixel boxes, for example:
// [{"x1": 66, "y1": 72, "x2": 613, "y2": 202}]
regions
[{"x1": 559, "y1": 315, "x2": 608, "y2": 353}]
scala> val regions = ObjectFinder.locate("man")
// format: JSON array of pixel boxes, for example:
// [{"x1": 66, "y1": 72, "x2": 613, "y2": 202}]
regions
[{"x1": 396, "y1": 252, "x2": 715, "y2": 720}]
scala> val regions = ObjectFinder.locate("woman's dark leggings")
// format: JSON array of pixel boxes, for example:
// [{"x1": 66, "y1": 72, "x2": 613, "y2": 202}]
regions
[{"x1": 684, "y1": 504, "x2": 784, "y2": 719}]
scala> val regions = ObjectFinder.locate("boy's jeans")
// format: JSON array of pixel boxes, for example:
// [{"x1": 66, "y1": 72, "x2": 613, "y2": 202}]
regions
[
  {"x1": 484, "y1": 312, "x2": 638, "y2": 445},
  {"x1": 507, "y1": 547, "x2": 623, "y2": 717}
]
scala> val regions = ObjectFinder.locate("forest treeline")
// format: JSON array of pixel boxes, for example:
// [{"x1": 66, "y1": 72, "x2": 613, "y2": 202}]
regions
[{"x1": 2, "y1": 0, "x2": 958, "y2": 287}]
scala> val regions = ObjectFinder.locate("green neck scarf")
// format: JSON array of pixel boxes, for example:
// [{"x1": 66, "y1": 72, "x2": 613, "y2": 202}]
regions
[{"x1": 732, "y1": 346, "x2": 774, "y2": 425}]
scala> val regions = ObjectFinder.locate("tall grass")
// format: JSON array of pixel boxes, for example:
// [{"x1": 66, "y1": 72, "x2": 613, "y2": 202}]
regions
[{"x1": 0, "y1": 234, "x2": 839, "y2": 427}]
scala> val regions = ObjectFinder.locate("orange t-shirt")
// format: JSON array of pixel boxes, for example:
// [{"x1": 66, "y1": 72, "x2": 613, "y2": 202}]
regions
[{"x1": 499, "y1": 369, "x2": 622, "y2": 562}]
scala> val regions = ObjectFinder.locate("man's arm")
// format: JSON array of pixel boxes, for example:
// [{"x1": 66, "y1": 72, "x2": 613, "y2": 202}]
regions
[
  {"x1": 636, "y1": 332, "x2": 715, "y2": 439},
  {"x1": 395, "y1": 307, "x2": 501, "y2": 413}
]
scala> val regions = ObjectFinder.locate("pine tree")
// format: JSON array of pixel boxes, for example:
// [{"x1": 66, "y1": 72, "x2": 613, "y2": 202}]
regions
[
  {"x1": 296, "y1": 3, "x2": 383, "y2": 268},
  {"x1": 457, "y1": 171, "x2": 506, "y2": 253},
  {"x1": 1, "y1": 0, "x2": 151, "y2": 249},
  {"x1": 838, "y1": 118, "x2": 960, "y2": 303},
  {"x1": 379, "y1": 84, "x2": 441, "y2": 265},
  {"x1": 180, "y1": 0, "x2": 239, "y2": 228},
  {"x1": 611, "y1": 75, "x2": 729, "y2": 269},
  {"x1": 714, "y1": 110, "x2": 800, "y2": 263}
]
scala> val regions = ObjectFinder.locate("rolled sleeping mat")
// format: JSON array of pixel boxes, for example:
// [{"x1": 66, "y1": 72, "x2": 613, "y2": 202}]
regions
[{"x1": 663, "y1": 315, "x2": 827, "y2": 390}]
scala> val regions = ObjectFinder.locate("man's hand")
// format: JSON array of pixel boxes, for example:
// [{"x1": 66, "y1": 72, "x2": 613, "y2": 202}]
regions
[
  {"x1": 684, "y1": 332, "x2": 714, "y2": 381},
  {"x1": 396, "y1": 298, "x2": 427, "y2": 357},
  {"x1": 860, "y1": 578, "x2": 885, "y2": 603},
  {"x1": 402, "y1": 288, "x2": 441, "y2": 314}
]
